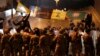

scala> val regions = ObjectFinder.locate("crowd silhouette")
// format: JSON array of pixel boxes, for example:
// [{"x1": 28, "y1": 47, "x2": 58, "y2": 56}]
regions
[{"x1": 0, "y1": 13, "x2": 100, "y2": 56}]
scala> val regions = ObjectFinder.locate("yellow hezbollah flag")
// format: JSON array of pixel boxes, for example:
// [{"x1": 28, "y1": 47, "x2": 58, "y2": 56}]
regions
[
  {"x1": 51, "y1": 9, "x2": 66, "y2": 20},
  {"x1": 16, "y1": 2, "x2": 30, "y2": 14}
]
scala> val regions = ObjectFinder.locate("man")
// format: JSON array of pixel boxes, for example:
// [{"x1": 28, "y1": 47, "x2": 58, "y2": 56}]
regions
[
  {"x1": 13, "y1": 13, "x2": 31, "y2": 33},
  {"x1": 10, "y1": 33, "x2": 23, "y2": 56},
  {"x1": 85, "y1": 13, "x2": 92, "y2": 29},
  {"x1": 3, "y1": 19, "x2": 12, "y2": 34},
  {"x1": 30, "y1": 35, "x2": 40, "y2": 56},
  {"x1": 0, "y1": 33, "x2": 3, "y2": 56},
  {"x1": 83, "y1": 29, "x2": 95, "y2": 56},
  {"x1": 39, "y1": 34, "x2": 51, "y2": 56},
  {"x1": 69, "y1": 27, "x2": 81, "y2": 56},
  {"x1": 96, "y1": 28, "x2": 100, "y2": 56},
  {"x1": 1, "y1": 34, "x2": 12, "y2": 56}
]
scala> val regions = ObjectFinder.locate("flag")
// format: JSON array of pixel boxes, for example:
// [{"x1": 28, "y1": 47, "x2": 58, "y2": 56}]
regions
[
  {"x1": 51, "y1": 9, "x2": 66, "y2": 20},
  {"x1": 30, "y1": 6, "x2": 39, "y2": 17},
  {"x1": 16, "y1": 1, "x2": 30, "y2": 14},
  {"x1": 67, "y1": 11, "x2": 86, "y2": 19}
]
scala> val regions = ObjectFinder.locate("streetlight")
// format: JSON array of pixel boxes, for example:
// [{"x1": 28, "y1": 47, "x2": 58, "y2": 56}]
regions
[{"x1": 54, "y1": 0, "x2": 59, "y2": 8}]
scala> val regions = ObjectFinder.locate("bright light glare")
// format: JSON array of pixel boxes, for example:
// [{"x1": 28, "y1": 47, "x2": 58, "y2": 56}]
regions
[
  {"x1": 0, "y1": 29, "x2": 3, "y2": 34},
  {"x1": 10, "y1": 28, "x2": 17, "y2": 35},
  {"x1": 20, "y1": 6, "x2": 27, "y2": 13},
  {"x1": 30, "y1": 6, "x2": 39, "y2": 17},
  {"x1": 17, "y1": 12, "x2": 27, "y2": 16},
  {"x1": 4, "y1": 8, "x2": 16, "y2": 17}
]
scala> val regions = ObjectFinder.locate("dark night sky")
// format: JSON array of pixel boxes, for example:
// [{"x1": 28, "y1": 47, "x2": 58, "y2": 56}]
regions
[
  {"x1": 1, "y1": 0, "x2": 99, "y2": 16},
  {"x1": 20, "y1": 0, "x2": 94, "y2": 9},
  {"x1": 8, "y1": 0, "x2": 100, "y2": 17},
  {"x1": 21, "y1": 0, "x2": 56, "y2": 9},
  {"x1": 12, "y1": 0, "x2": 94, "y2": 10}
]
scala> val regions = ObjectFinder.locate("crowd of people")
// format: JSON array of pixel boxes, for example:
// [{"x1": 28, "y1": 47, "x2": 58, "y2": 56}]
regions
[
  {"x1": 0, "y1": 13, "x2": 100, "y2": 56},
  {"x1": 0, "y1": 20, "x2": 100, "y2": 56}
]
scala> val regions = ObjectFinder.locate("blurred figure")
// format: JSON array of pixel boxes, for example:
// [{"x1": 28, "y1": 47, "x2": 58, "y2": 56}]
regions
[
  {"x1": 78, "y1": 27, "x2": 85, "y2": 56},
  {"x1": 13, "y1": 13, "x2": 31, "y2": 33},
  {"x1": 69, "y1": 27, "x2": 82, "y2": 56},
  {"x1": 33, "y1": 28, "x2": 41, "y2": 36},
  {"x1": 0, "y1": 33, "x2": 3, "y2": 56},
  {"x1": 3, "y1": 19, "x2": 12, "y2": 34},
  {"x1": 96, "y1": 29, "x2": 100, "y2": 56},
  {"x1": 22, "y1": 34, "x2": 31, "y2": 56},
  {"x1": 83, "y1": 29, "x2": 95, "y2": 56},
  {"x1": 69, "y1": 21, "x2": 75, "y2": 31},
  {"x1": 39, "y1": 34, "x2": 51, "y2": 56},
  {"x1": 85, "y1": 13, "x2": 92, "y2": 29},
  {"x1": 54, "y1": 33, "x2": 67, "y2": 56},
  {"x1": 77, "y1": 20, "x2": 85, "y2": 29},
  {"x1": 30, "y1": 35, "x2": 41, "y2": 56},
  {"x1": 96, "y1": 35, "x2": 100, "y2": 56},
  {"x1": 90, "y1": 27, "x2": 99, "y2": 56},
  {"x1": 60, "y1": 28, "x2": 70, "y2": 56},
  {"x1": 10, "y1": 33, "x2": 23, "y2": 56},
  {"x1": 0, "y1": 18, "x2": 4, "y2": 29},
  {"x1": 2, "y1": 34, "x2": 12, "y2": 56}
]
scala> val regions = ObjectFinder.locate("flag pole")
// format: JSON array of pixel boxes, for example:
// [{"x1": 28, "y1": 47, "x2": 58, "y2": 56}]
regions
[{"x1": 11, "y1": 0, "x2": 13, "y2": 18}]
